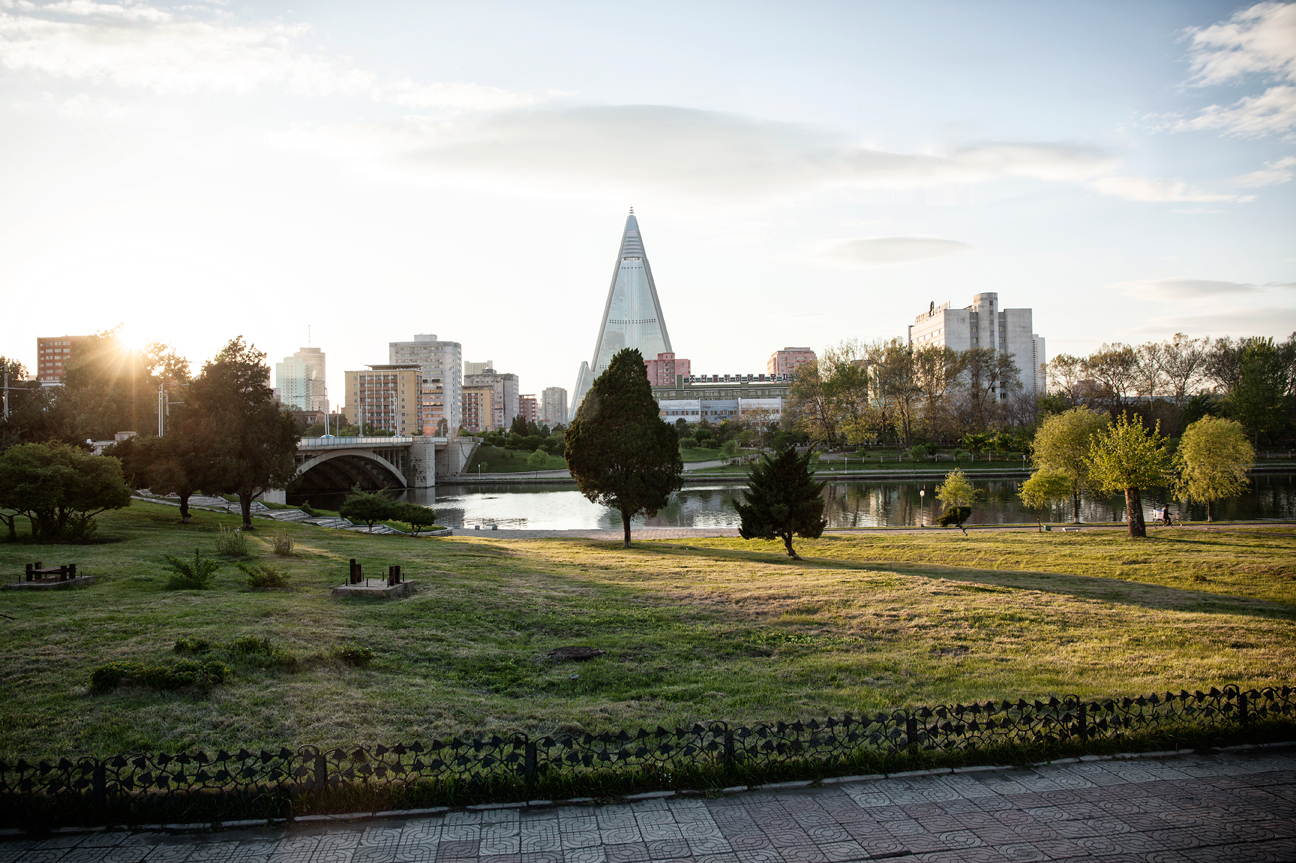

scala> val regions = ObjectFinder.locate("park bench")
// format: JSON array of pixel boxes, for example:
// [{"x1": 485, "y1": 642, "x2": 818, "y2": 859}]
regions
[{"x1": 24, "y1": 562, "x2": 77, "y2": 582}]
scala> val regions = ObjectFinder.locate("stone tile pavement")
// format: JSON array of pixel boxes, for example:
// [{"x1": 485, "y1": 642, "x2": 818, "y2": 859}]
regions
[{"x1": 2, "y1": 747, "x2": 1294, "y2": 862}]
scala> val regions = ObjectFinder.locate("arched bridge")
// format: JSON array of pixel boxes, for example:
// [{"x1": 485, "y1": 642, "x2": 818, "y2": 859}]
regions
[{"x1": 291, "y1": 435, "x2": 476, "y2": 495}]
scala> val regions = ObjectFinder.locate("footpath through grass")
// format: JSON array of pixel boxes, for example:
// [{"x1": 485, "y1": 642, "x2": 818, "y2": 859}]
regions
[{"x1": 0, "y1": 503, "x2": 1292, "y2": 762}]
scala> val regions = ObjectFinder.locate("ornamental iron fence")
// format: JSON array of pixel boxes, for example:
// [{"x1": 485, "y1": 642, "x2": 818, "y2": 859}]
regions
[{"x1": 1, "y1": 684, "x2": 1291, "y2": 824}]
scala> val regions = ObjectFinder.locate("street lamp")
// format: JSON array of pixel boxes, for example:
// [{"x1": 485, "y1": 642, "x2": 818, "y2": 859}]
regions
[{"x1": 919, "y1": 487, "x2": 926, "y2": 528}]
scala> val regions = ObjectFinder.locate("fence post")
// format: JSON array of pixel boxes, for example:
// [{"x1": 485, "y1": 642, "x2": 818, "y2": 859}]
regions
[
  {"x1": 723, "y1": 727, "x2": 735, "y2": 768},
  {"x1": 1077, "y1": 702, "x2": 1088, "y2": 743},
  {"x1": 1238, "y1": 691, "x2": 1250, "y2": 728},
  {"x1": 905, "y1": 715, "x2": 919, "y2": 750},
  {"x1": 524, "y1": 739, "x2": 537, "y2": 782},
  {"x1": 93, "y1": 760, "x2": 106, "y2": 814},
  {"x1": 314, "y1": 750, "x2": 328, "y2": 794}
]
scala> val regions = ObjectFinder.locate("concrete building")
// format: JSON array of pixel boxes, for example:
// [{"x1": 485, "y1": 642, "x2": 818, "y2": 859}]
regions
[
  {"x1": 343, "y1": 364, "x2": 422, "y2": 435},
  {"x1": 464, "y1": 368, "x2": 519, "y2": 431},
  {"x1": 519, "y1": 394, "x2": 538, "y2": 425},
  {"x1": 767, "y1": 347, "x2": 816, "y2": 377},
  {"x1": 389, "y1": 335, "x2": 462, "y2": 435},
  {"x1": 275, "y1": 346, "x2": 327, "y2": 412},
  {"x1": 464, "y1": 360, "x2": 494, "y2": 376},
  {"x1": 644, "y1": 352, "x2": 691, "y2": 387},
  {"x1": 908, "y1": 293, "x2": 1046, "y2": 396},
  {"x1": 541, "y1": 387, "x2": 568, "y2": 425},
  {"x1": 570, "y1": 210, "x2": 673, "y2": 420},
  {"x1": 36, "y1": 335, "x2": 89, "y2": 384},
  {"x1": 652, "y1": 373, "x2": 793, "y2": 423},
  {"x1": 461, "y1": 385, "x2": 495, "y2": 434}
]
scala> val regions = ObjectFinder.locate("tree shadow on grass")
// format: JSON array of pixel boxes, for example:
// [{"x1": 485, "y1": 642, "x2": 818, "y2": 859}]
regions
[{"x1": 597, "y1": 539, "x2": 1296, "y2": 623}]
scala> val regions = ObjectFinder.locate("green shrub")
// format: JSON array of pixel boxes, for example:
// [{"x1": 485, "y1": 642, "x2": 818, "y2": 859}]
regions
[
  {"x1": 679, "y1": 437, "x2": 699, "y2": 449},
  {"x1": 173, "y1": 637, "x2": 211, "y2": 654},
  {"x1": 163, "y1": 549, "x2": 221, "y2": 590},
  {"x1": 215, "y1": 524, "x2": 249, "y2": 557},
  {"x1": 270, "y1": 529, "x2": 295, "y2": 556},
  {"x1": 397, "y1": 503, "x2": 441, "y2": 536},
  {"x1": 229, "y1": 635, "x2": 274, "y2": 656},
  {"x1": 228, "y1": 635, "x2": 300, "y2": 671},
  {"x1": 237, "y1": 561, "x2": 290, "y2": 590},
  {"x1": 332, "y1": 644, "x2": 374, "y2": 667},
  {"x1": 90, "y1": 659, "x2": 231, "y2": 694},
  {"x1": 954, "y1": 450, "x2": 973, "y2": 462}
]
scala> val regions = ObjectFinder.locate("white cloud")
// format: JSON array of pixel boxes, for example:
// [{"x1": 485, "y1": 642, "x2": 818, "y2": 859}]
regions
[
  {"x1": 1117, "y1": 278, "x2": 1260, "y2": 298},
  {"x1": 1174, "y1": 3, "x2": 1296, "y2": 136},
  {"x1": 826, "y1": 236, "x2": 976, "y2": 267},
  {"x1": 0, "y1": 1, "x2": 540, "y2": 109},
  {"x1": 1088, "y1": 175, "x2": 1252, "y2": 203},
  {"x1": 1234, "y1": 155, "x2": 1296, "y2": 186},
  {"x1": 1185, "y1": 2, "x2": 1296, "y2": 86}
]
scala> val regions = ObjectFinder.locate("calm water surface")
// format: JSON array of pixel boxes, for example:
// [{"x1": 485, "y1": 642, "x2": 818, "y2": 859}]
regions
[{"x1": 374, "y1": 473, "x2": 1296, "y2": 530}]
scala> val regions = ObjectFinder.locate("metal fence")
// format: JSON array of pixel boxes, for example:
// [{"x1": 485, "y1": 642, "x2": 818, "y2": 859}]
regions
[{"x1": 1, "y1": 685, "x2": 1290, "y2": 818}]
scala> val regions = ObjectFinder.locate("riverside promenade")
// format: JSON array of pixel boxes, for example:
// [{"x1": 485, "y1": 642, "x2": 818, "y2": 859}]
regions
[{"x1": 2, "y1": 746, "x2": 1292, "y2": 862}]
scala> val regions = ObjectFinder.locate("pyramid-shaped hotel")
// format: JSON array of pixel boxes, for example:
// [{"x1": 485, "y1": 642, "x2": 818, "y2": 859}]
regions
[{"x1": 568, "y1": 210, "x2": 673, "y2": 421}]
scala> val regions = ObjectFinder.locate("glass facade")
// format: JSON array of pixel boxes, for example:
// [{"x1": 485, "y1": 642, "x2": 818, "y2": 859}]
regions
[{"x1": 570, "y1": 213, "x2": 672, "y2": 420}]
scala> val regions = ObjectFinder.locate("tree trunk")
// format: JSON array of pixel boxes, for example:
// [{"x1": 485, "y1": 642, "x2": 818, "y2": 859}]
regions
[
  {"x1": 1206, "y1": 500, "x2": 1212, "y2": 523},
  {"x1": 1125, "y1": 487, "x2": 1146, "y2": 538},
  {"x1": 783, "y1": 532, "x2": 800, "y2": 559},
  {"x1": 178, "y1": 493, "x2": 191, "y2": 524},
  {"x1": 621, "y1": 505, "x2": 632, "y2": 548},
  {"x1": 1072, "y1": 487, "x2": 1081, "y2": 523},
  {"x1": 239, "y1": 492, "x2": 254, "y2": 530}
]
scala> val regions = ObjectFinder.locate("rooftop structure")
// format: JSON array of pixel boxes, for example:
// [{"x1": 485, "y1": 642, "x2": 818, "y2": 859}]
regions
[{"x1": 569, "y1": 210, "x2": 672, "y2": 420}]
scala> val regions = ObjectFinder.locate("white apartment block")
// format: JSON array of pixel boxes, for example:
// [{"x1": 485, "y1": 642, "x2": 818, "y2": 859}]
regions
[
  {"x1": 274, "y1": 346, "x2": 327, "y2": 412},
  {"x1": 541, "y1": 387, "x2": 568, "y2": 425},
  {"x1": 908, "y1": 292, "x2": 1046, "y2": 396},
  {"x1": 389, "y1": 334, "x2": 462, "y2": 435}
]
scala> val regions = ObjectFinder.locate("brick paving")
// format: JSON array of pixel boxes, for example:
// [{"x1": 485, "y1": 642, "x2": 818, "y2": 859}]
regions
[{"x1": 2, "y1": 747, "x2": 1293, "y2": 862}]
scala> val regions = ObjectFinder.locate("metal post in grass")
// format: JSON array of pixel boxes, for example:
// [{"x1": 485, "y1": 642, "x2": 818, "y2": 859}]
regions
[
  {"x1": 524, "y1": 738, "x2": 537, "y2": 782},
  {"x1": 1078, "y1": 701, "x2": 1088, "y2": 743},
  {"x1": 905, "y1": 714, "x2": 918, "y2": 750},
  {"x1": 93, "y1": 760, "x2": 106, "y2": 815},
  {"x1": 312, "y1": 749, "x2": 328, "y2": 794},
  {"x1": 1238, "y1": 690, "x2": 1249, "y2": 728},
  {"x1": 723, "y1": 726, "x2": 735, "y2": 768}
]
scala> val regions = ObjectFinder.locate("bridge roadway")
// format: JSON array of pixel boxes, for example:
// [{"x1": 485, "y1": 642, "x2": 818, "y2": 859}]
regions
[{"x1": 293, "y1": 435, "x2": 475, "y2": 494}]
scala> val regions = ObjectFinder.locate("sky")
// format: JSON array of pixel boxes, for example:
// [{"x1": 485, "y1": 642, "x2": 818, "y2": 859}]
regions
[{"x1": 1, "y1": 0, "x2": 1294, "y2": 407}]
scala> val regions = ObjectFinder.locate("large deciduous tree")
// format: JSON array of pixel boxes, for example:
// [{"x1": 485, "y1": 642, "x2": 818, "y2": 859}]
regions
[
  {"x1": 1174, "y1": 416, "x2": 1254, "y2": 522},
  {"x1": 1226, "y1": 338, "x2": 1292, "y2": 445},
  {"x1": 1083, "y1": 343, "x2": 1139, "y2": 412},
  {"x1": 733, "y1": 446, "x2": 826, "y2": 559},
  {"x1": 1088, "y1": 413, "x2": 1172, "y2": 538},
  {"x1": 565, "y1": 348, "x2": 683, "y2": 547},
  {"x1": 1030, "y1": 407, "x2": 1110, "y2": 523},
  {"x1": 1017, "y1": 468, "x2": 1073, "y2": 532},
  {"x1": 0, "y1": 442, "x2": 132, "y2": 540},
  {"x1": 189, "y1": 337, "x2": 299, "y2": 529}
]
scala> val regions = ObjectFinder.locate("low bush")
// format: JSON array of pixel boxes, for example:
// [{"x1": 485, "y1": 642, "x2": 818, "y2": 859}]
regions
[
  {"x1": 216, "y1": 525, "x2": 249, "y2": 557},
  {"x1": 332, "y1": 644, "x2": 374, "y2": 667},
  {"x1": 228, "y1": 635, "x2": 300, "y2": 671},
  {"x1": 237, "y1": 561, "x2": 291, "y2": 590},
  {"x1": 270, "y1": 529, "x2": 295, "y2": 556},
  {"x1": 173, "y1": 637, "x2": 211, "y2": 654},
  {"x1": 90, "y1": 659, "x2": 231, "y2": 694},
  {"x1": 954, "y1": 450, "x2": 973, "y2": 462},
  {"x1": 163, "y1": 549, "x2": 220, "y2": 590}
]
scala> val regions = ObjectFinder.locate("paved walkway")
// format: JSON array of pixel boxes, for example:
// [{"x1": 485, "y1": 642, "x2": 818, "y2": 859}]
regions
[
  {"x1": 457, "y1": 528, "x2": 741, "y2": 540},
  {"x1": 3, "y1": 747, "x2": 1294, "y2": 862}
]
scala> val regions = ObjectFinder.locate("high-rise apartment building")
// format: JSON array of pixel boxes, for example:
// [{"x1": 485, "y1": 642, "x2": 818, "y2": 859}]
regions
[
  {"x1": 541, "y1": 387, "x2": 568, "y2": 425},
  {"x1": 464, "y1": 360, "x2": 493, "y2": 376},
  {"x1": 570, "y1": 210, "x2": 672, "y2": 420},
  {"x1": 275, "y1": 346, "x2": 327, "y2": 412},
  {"x1": 342, "y1": 364, "x2": 422, "y2": 435},
  {"x1": 767, "y1": 347, "x2": 816, "y2": 377},
  {"x1": 464, "y1": 368, "x2": 519, "y2": 430},
  {"x1": 389, "y1": 334, "x2": 462, "y2": 435},
  {"x1": 461, "y1": 385, "x2": 495, "y2": 434},
  {"x1": 36, "y1": 335, "x2": 89, "y2": 384},
  {"x1": 644, "y1": 352, "x2": 691, "y2": 386},
  {"x1": 519, "y1": 395, "x2": 538, "y2": 425},
  {"x1": 908, "y1": 293, "x2": 1046, "y2": 396}
]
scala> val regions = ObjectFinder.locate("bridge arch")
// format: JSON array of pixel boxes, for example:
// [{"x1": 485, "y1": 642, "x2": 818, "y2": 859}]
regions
[{"x1": 293, "y1": 449, "x2": 408, "y2": 495}]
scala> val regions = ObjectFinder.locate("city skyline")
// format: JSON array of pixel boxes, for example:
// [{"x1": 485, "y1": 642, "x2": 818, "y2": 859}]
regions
[{"x1": 1, "y1": 2, "x2": 1293, "y2": 402}]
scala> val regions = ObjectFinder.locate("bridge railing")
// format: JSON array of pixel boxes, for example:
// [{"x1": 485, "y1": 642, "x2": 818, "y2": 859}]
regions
[{"x1": 298, "y1": 436, "x2": 416, "y2": 448}]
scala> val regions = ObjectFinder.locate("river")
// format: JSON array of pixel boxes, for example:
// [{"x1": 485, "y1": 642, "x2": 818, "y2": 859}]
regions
[{"x1": 304, "y1": 472, "x2": 1296, "y2": 530}]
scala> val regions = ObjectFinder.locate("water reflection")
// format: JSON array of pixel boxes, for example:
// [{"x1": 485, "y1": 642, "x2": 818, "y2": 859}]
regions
[{"x1": 307, "y1": 473, "x2": 1296, "y2": 530}]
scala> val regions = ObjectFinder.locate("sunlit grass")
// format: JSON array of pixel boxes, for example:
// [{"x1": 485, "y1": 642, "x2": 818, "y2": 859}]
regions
[{"x1": 0, "y1": 502, "x2": 1291, "y2": 761}]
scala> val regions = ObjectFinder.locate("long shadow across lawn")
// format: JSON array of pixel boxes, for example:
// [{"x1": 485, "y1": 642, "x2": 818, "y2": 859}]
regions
[{"x1": 623, "y1": 540, "x2": 1296, "y2": 623}]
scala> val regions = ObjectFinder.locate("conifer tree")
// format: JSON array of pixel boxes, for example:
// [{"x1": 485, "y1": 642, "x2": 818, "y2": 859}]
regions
[
  {"x1": 733, "y1": 446, "x2": 827, "y2": 559},
  {"x1": 565, "y1": 348, "x2": 683, "y2": 547}
]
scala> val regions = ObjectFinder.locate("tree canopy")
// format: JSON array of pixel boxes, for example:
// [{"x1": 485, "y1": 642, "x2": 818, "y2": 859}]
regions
[
  {"x1": 1017, "y1": 468, "x2": 1073, "y2": 532},
  {"x1": 733, "y1": 446, "x2": 826, "y2": 559},
  {"x1": 935, "y1": 468, "x2": 979, "y2": 534},
  {"x1": 1088, "y1": 413, "x2": 1171, "y2": 538},
  {"x1": 1031, "y1": 407, "x2": 1110, "y2": 523},
  {"x1": 564, "y1": 348, "x2": 683, "y2": 547},
  {"x1": 340, "y1": 489, "x2": 398, "y2": 532},
  {"x1": 1174, "y1": 416, "x2": 1254, "y2": 522},
  {"x1": 0, "y1": 442, "x2": 132, "y2": 540}
]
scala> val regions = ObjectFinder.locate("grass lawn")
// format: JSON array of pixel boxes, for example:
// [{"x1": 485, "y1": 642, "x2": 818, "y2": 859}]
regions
[
  {"x1": 465, "y1": 445, "x2": 567, "y2": 473},
  {"x1": 1, "y1": 502, "x2": 1292, "y2": 761},
  {"x1": 679, "y1": 446, "x2": 724, "y2": 463}
]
